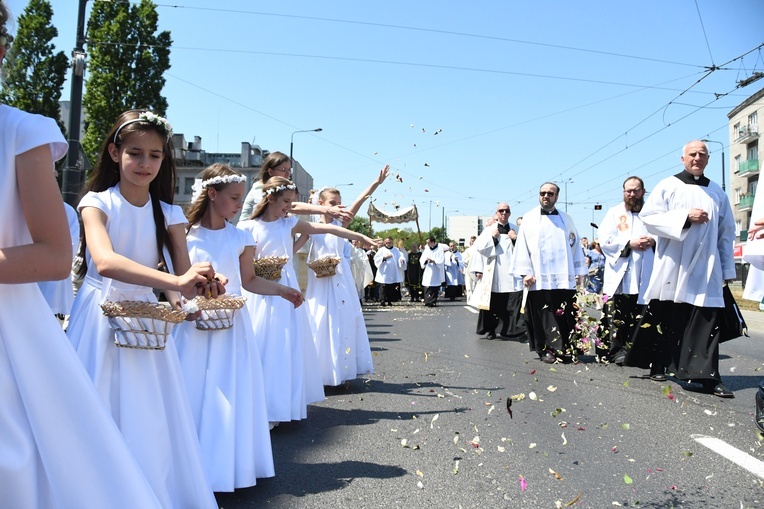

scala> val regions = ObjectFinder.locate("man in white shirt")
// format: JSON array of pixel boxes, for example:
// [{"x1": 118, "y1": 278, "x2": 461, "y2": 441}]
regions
[
  {"x1": 420, "y1": 236, "x2": 445, "y2": 307},
  {"x1": 511, "y1": 183, "x2": 587, "y2": 363},
  {"x1": 374, "y1": 237, "x2": 404, "y2": 307},
  {"x1": 636, "y1": 140, "x2": 735, "y2": 398},
  {"x1": 598, "y1": 176, "x2": 655, "y2": 365}
]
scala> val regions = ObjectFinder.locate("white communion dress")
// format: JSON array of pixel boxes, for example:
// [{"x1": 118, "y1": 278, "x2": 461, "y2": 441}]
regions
[
  {"x1": 0, "y1": 105, "x2": 163, "y2": 508},
  {"x1": 174, "y1": 222, "x2": 274, "y2": 491},
  {"x1": 305, "y1": 229, "x2": 374, "y2": 386},
  {"x1": 66, "y1": 184, "x2": 217, "y2": 509},
  {"x1": 237, "y1": 215, "x2": 325, "y2": 422}
]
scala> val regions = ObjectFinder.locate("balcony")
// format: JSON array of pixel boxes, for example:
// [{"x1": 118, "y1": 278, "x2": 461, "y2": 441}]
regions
[
  {"x1": 740, "y1": 229, "x2": 749, "y2": 242},
  {"x1": 739, "y1": 194, "x2": 755, "y2": 210},
  {"x1": 739, "y1": 159, "x2": 760, "y2": 176},
  {"x1": 736, "y1": 124, "x2": 759, "y2": 144}
]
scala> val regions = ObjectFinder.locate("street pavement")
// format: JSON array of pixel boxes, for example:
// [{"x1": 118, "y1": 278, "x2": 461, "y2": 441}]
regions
[{"x1": 215, "y1": 300, "x2": 764, "y2": 509}]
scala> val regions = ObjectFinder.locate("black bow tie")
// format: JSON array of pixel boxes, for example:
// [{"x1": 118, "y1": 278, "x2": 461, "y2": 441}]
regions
[
  {"x1": 497, "y1": 223, "x2": 511, "y2": 234},
  {"x1": 541, "y1": 209, "x2": 559, "y2": 215}
]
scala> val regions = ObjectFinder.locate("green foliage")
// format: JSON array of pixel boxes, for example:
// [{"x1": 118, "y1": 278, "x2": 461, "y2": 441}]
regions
[
  {"x1": 0, "y1": 0, "x2": 68, "y2": 135},
  {"x1": 82, "y1": 0, "x2": 171, "y2": 162},
  {"x1": 347, "y1": 216, "x2": 373, "y2": 237}
]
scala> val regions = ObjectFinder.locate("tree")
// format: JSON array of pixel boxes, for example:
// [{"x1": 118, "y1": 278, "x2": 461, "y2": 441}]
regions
[
  {"x1": 347, "y1": 216, "x2": 373, "y2": 238},
  {"x1": 0, "y1": 0, "x2": 68, "y2": 135},
  {"x1": 82, "y1": 0, "x2": 171, "y2": 161}
]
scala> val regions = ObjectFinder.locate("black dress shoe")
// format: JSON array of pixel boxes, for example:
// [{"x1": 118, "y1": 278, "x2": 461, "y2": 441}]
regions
[
  {"x1": 540, "y1": 350, "x2": 556, "y2": 364},
  {"x1": 484, "y1": 332, "x2": 496, "y2": 340},
  {"x1": 649, "y1": 365, "x2": 666, "y2": 382},
  {"x1": 704, "y1": 381, "x2": 734, "y2": 398}
]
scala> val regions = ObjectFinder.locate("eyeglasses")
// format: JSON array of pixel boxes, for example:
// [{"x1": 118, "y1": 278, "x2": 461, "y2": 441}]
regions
[
  {"x1": 271, "y1": 167, "x2": 292, "y2": 174},
  {"x1": 539, "y1": 191, "x2": 556, "y2": 197},
  {"x1": 623, "y1": 189, "x2": 642, "y2": 195},
  {"x1": 496, "y1": 208, "x2": 510, "y2": 214}
]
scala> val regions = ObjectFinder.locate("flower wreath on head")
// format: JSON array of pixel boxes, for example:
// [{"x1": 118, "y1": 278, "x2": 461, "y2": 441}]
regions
[
  {"x1": 190, "y1": 174, "x2": 247, "y2": 202},
  {"x1": 113, "y1": 111, "x2": 174, "y2": 143},
  {"x1": 263, "y1": 183, "x2": 297, "y2": 198},
  {"x1": 310, "y1": 186, "x2": 331, "y2": 206}
]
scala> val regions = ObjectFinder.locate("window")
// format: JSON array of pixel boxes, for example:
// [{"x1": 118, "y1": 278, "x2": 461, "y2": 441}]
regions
[
  {"x1": 734, "y1": 122, "x2": 741, "y2": 139},
  {"x1": 735, "y1": 187, "x2": 743, "y2": 203},
  {"x1": 735, "y1": 154, "x2": 742, "y2": 173},
  {"x1": 184, "y1": 177, "x2": 195, "y2": 195},
  {"x1": 748, "y1": 177, "x2": 758, "y2": 196},
  {"x1": 747, "y1": 142, "x2": 758, "y2": 162},
  {"x1": 749, "y1": 111, "x2": 758, "y2": 127}
]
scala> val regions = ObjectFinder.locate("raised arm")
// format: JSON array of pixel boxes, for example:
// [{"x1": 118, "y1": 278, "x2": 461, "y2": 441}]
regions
[
  {"x1": 292, "y1": 219, "x2": 381, "y2": 248},
  {"x1": 341, "y1": 165, "x2": 390, "y2": 227},
  {"x1": 290, "y1": 201, "x2": 354, "y2": 223}
]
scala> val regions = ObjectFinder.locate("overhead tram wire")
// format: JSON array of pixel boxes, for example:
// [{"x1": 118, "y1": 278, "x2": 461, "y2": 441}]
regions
[
  {"x1": 148, "y1": 3, "x2": 709, "y2": 70},
  {"x1": 505, "y1": 43, "x2": 764, "y2": 206}
]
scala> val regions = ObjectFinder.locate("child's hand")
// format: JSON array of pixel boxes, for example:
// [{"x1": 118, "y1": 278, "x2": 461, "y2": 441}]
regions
[
  {"x1": 178, "y1": 263, "x2": 214, "y2": 299},
  {"x1": 363, "y1": 237, "x2": 383, "y2": 249},
  {"x1": 377, "y1": 165, "x2": 390, "y2": 184},
  {"x1": 327, "y1": 205, "x2": 354, "y2": 223},
  {"x1": 278, "y1": 285, "x2": 304, "y2": 308}
]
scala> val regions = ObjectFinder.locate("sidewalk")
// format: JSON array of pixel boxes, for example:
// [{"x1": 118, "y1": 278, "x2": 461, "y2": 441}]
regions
[{"x1": 741, "y1": 308, "x2": 764, "y2": 333}]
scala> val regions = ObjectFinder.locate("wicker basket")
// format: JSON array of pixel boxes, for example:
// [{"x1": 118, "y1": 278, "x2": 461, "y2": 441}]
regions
[
  {"x1": 307, "y1": 256, "x2": 341, "y2": 278},
  {"x1": 100, "y1": 301, "x2": 186, "y2": 350},
  {"x1": 253, "y1": 255, "x2": 288, "y2": 280},
  {"x1": 192, "y1": 295, "x2": 246, "y2": 331}
]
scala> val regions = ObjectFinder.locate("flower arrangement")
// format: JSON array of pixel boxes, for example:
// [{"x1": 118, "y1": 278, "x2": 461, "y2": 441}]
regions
[
  {"x1": 567, "y1": 289, "x2": 607, "y2": 360},
  {"x1": 263, "y1": 183, "x2": 297, "y2": 197},
  {"x1": 137, "y1": 112, "x2": 173, "y2": 138}
]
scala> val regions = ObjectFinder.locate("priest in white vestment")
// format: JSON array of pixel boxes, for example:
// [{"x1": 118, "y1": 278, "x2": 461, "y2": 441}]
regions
[
  {"x1": 598, "y1": 176, "x2": 655, "y2": 365},
  {"x1": 374, "y1": 237, "x2": 405, "y2": 306},
  {"x1": 420, "y1": 236, "x2": 445, "y2": 307},
  {"x1": 636, "y1": 140, "x2": 735, "y2": 398},
  {"x1": 471, "y1": 203, "x2": 526, "y2": 340},
  {"x1": 511, "y1": 183, "x2": 587, "y2": 363},
  {"x1": 444, "y1": 242, "x2": 465, "y2": 301}
]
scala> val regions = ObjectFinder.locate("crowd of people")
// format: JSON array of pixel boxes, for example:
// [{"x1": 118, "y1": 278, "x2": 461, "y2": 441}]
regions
[{"x1": 2, "y1": 1, "x2": 762, "y2": 503}]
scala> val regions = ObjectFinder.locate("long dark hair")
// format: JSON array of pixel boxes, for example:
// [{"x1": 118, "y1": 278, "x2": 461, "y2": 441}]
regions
[{"x1": 75, "y1": 109, "x2": 176, "y2": 279}]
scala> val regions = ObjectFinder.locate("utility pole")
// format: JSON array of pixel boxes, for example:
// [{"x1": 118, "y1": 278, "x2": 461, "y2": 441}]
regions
[{"x1": 62, "y1": 0, "x2": 88, "y2": 207}]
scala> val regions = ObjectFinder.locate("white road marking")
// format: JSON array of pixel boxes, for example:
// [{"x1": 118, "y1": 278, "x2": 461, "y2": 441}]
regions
[
  {"x1": 464, "y1": 306, "x2": 478, "y2": 314},
  {"x1": 691, "y1": 434, "x2": 764, "y2": 479}
]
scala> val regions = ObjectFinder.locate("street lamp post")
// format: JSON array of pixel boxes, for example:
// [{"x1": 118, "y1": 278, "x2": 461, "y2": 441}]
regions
[
  {"x1": 701, "y1": 139, "x2": 726, "y2": 192},
  {"x1": 560, "y1": 178, "x2": 573, "y2": 212},
  {"x1": 290, "y1": 128, "x2": 322, "y2": 171}
]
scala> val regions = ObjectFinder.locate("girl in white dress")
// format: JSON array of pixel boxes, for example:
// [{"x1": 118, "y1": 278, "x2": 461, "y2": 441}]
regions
[
  {"x1": 174, "y1": 164, "x2": 303, "y2": 491},
  {"x1": 66, "y1": 110, "x2": 221, "y2": 509},
  {"x1": 305, "y1": 166, "x2": 389, "y2": 385},
  {"x1": 0, "y1": 10, "x2": 162, "y2": 505},
  {"x1": 237, "y1": 176, "x2": 380, "y2": 423}
]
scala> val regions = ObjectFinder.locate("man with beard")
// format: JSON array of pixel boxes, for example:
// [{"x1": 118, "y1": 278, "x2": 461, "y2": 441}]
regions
[
  {"x1": 598, "y1": 176, "x2": 655, "y2": 365},
  {"x1": 420, "y1": 236, "x2": 445, "y2": 307},
  {"x1": 405, "y1": 242, "x2": 423, "y2": 301},
  {"x1": 636, "y1": 140, "x2": 735, "y2": 397},
  {"x1": 374, "y1": 237, "x2": 405, "y2": 306},
  {"x1": 471, "y1": 203, "x2": 525, "y2": 340},
  {"x1": 511, "y1": 183, "x2": 588, "y2": 362}
]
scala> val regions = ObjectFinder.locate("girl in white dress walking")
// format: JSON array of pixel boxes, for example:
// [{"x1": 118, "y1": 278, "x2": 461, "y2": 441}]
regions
[
  {"x1": 237, "y1": 176, "x2": 380, "y2": 424},
  {"x1": 66, "y1": 109, "x2": 221, "y2": 509},
  {"x1": 0, "y1": 9, "x2": 163, "y2": 506},
  {"x1": 174, "y1": 163, "x2": 303, "y2": 491},
  {"x1": 305, "y1": 166, "x2": 389, "y2": 385}
]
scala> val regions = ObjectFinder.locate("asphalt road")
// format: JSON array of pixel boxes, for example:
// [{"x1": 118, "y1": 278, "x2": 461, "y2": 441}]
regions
[{"x1": 215, "y1": 300, "x2": 764, "y2": 509}]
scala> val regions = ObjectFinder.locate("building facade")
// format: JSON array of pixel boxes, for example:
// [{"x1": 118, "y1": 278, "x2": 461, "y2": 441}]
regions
[{"x1": 728, "y1": 86, "x2": 762, "y2": 257}]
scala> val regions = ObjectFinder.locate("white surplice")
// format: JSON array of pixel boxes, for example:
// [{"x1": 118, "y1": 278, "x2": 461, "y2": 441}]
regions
[
  {"x1": 374, "y1": 246, "x2": 404, "y2": 284},
  {"x1": 639, "y1": 174, "x2": 735, "y2": 308},
  {"x1": 420, "y1": 245, "x2": 445, "y2": 286},
  {"x1": 743, "y1": 189, "x2": 764, "y2": 301},
  {"x1": 510, "y1": 207, "x2": 587, "y2": 290},
  {"x1": 598, "y1": 202, "x2": 655, "y2": 303}
]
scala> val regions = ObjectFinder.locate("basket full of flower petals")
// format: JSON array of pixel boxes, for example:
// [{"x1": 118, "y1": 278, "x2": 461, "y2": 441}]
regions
[
  {"x1": 100, "y1": 300, "x2": 187, "y2": 350},
  {"x1": 307, "y1": 256, "x2": 341, "y2": 278},
  {"x1": 252, "y1": 255, "x2": 289, "y2": 280},
  {"x1": 188, "y1": 295, "x2": 247, "y2": 331}
]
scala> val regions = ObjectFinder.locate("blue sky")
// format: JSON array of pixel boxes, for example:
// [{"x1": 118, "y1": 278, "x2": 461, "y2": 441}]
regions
[{"x1": 5, "y1": 0, "x2": 764, "y2": 236}]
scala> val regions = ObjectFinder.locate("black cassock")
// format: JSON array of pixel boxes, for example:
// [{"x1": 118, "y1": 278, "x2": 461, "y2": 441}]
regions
[{"x1": 405, "y1": 251, "x2": 423, "y2": 301}]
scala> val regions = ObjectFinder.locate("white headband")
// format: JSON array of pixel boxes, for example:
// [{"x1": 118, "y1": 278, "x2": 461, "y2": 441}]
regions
[
  {"x1": 113, "y1": 112, "x2": 174, "y2": 144},
  {"x1": 263, "y1": 183, "x2": 297, "y2": 197},
  {"x1": 191, "y1": 174, "x2": 247, "y2": 202}
]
